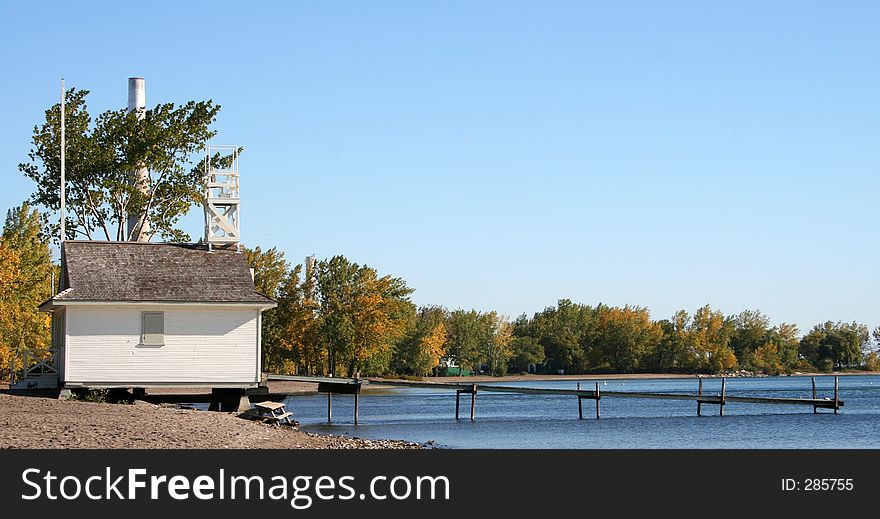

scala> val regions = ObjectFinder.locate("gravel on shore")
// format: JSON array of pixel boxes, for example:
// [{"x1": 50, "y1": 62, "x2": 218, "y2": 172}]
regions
[{"x1": 0, "y1": 393, "x2": 419, "y2": 449}]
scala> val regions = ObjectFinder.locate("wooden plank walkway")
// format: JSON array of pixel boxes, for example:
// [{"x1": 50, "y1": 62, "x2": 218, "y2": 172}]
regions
[
  {"x1": 368, "y1": 376, "x2": 844, "y2": 420},
  {"x1": 265, "y1": 373, "x2": 366, "y2": 424},
  {"x1": 266, "y1": 374, "x2": 367, "y2": 386}
]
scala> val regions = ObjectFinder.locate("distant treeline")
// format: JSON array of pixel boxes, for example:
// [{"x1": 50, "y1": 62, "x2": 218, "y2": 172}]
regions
[{"x1": 248, "y1": 247, "x2": 880, "y2": 378}]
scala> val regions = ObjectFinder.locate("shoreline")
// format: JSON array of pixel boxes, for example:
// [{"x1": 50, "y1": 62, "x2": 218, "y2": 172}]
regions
[
  {"x1": 0, "y1": 393, "x2": 419, "y2": 449},
  {"x1": 3, "y1": 371, "x2": 875, "y2": 449},
  {"x1": 377, "y1": 370, "x2": 877, "y2": 385}
]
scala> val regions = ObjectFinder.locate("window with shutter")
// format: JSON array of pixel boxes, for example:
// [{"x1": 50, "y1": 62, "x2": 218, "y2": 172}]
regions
[{"x1": 141, "y1": 312, "x2": 165, "y2": 346}]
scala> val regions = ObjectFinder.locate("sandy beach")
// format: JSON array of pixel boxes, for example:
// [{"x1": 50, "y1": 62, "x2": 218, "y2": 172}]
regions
[{"x1": 0, "y1": 393, "x2": 419, "y2": 449}]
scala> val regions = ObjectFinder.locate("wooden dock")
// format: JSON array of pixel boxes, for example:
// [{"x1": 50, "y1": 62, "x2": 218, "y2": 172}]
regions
[
  {"x1": 368, "y1": 376, "x2": 844, "y2": 420},
  {"x1": 266, "y1": 374, "x2": 366, "y2": 424},
  {"x1": 261, "y1": 373, "x2": 844, "y2": 424}
]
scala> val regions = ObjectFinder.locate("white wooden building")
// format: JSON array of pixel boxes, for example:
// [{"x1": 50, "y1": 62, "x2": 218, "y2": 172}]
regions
[{"x1": 38, "y1": 241, "x2": 275, "y2": 390}]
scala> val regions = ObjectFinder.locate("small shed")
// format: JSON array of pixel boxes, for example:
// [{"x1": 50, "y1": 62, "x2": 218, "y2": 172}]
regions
[{"x1": 38, "y1": 241, "x2": 275, "y2": 390}]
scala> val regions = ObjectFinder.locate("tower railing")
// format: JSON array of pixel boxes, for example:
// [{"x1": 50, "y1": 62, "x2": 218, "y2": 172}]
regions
[{"x1": 203, "y1": 145, "x2": 241, "y2": 252}]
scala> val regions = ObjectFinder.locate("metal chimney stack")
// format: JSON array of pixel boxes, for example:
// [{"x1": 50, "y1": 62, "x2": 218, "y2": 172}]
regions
[{"x1": 127, "y1": 77, "x2": 150, "y2": 241}]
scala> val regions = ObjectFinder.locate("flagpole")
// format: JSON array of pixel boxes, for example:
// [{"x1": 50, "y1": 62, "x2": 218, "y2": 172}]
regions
[{"x1": 60, "y1": 78, "x2": 66, "y2": 244}]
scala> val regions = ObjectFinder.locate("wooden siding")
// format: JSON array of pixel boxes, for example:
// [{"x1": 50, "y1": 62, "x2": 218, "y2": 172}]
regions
[{"x1": 64, "y1": 305, "x2": 259, "y2": 385}]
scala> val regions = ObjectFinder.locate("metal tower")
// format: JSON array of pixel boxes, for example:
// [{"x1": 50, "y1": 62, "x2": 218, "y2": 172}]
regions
[{"x1": 203, "y1": 145, "x2": 241, "y2": 251}]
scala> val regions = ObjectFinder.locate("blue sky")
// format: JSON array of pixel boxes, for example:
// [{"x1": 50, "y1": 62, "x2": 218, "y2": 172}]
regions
[{"x1": 1, "y1": 1, "x2": 877, "y2": 333}]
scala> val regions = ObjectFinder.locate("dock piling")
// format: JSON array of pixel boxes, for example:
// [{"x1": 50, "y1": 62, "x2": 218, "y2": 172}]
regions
[
  {"x1": 577, "y1": 383, "x2": 583, "y2": 419},
  {"x1": 470, "y1": 384, "x2": 477, "y2": 421},
  {"x1": 834, "y1": 376, "x2": 839, "y2": 414},
  {"x1": 595, "y1": 382, "x2": 601, "y2": 419},
  {"x1": 697, "y1": 377, "x2": 703, "y2": 417},
  {"x1": 455, "y1": 385, "x2": 477, "y2": 420},
  {"x1": 327, "y1": 391, "x2": 332, "y2": 423},
  {"x1": 354, "y1": 391, "x2": 359, "y2": 425},
  {"x1": 720, "y1": 377, "x2": 727, "y2": 417},
  {"x1": 812, "y1": 377, "x2": 817, "y2": 414}
]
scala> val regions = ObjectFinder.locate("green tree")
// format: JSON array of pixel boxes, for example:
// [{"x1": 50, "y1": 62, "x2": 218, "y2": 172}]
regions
[
  {"x1": 690, "y1": 305, "x2": 737, "y2": 373},
  {"x1": 444, "y1": 309, "x2": 489, "y2": 371},
  {"x1": 649, "y1": 310, "x2": 693, "y2": 372},
  {"x1": 591, "y1": 305, "x2": 662, "y2": 373},
  {"x1": 508, "y1": 336, "x2": 545, "y2": 373},
  {"x1": 763, "y1": 323, "x2": 801, "y2": 372},
  {"x1": 278, "y1": 263, "x2": 324, "y2": 375},
  {"x1": 667, "y1": 309, "x2": 698, "y2": 371},
  {"x1": 315, "y1": 256, "x2": 414, "y2": 376},
  {"x1": 524, "y1": 299, "x2": 593, "y2": 373},
  {"x1": 20, "y1": 88, "x2": 223, "y2": 242},
  {"x1": 392, "y1": 306, "x2": 449, "y2": 376},
  {"x1": 752, "y1": 342, "x2": 783, "y2": 375},
  {"x1": 244, "y1": 246, "x2": 290, "y2": 372},
  {"x1": 728, "y1": 309, "x2": 770, "y2": 368},
  {"x1": 799, "y1": 321, "x2": 865, "y2": 371},
  {"x1": 865, "y1": 351, "x2": 880, "y2": 372},
  {"x1": 486, "y1": 312, "x2": 513, "y2": 376}
]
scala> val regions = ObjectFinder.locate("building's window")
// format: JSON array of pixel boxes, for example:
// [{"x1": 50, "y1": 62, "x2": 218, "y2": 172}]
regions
[{"x1": 141, "y1": 311, "x2": 165, "y2": 346}]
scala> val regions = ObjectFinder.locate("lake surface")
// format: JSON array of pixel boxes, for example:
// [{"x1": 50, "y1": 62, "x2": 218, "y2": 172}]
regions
[{"x1": 288, "y1": 375, "x2": 880, "y2": 448}]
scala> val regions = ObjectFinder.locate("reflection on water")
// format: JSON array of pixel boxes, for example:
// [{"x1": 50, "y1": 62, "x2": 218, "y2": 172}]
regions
[{"x1": 287, "y1": 375, "x2": 880, "y2": 449}]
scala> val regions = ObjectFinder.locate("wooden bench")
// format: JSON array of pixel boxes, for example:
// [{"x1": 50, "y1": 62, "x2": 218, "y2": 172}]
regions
[{"x1": 267, "y1": 411, "x2": 294, "y2": 424}]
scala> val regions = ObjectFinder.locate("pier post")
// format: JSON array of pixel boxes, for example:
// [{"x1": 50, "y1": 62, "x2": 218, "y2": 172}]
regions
[
  {"x1": 577, "y1": 383, "x2": 583, "y2": 420},
  {"x1": 470, "y1": 384, "x2": 477, "y2": 421},
  {"x1": 720, "y1": 377, "x2": 727, "y2": 417},
  {"x1": 595, "y1": 382, "x2": 601, "y2": 419},
  {"x1": 697, "y1": 377, "x2": 703, "y2": 417},
  {"x1": 327, "y1": 391, "x2": 332, "y2": 423},
  {"x1": 354, "y1": 391, "x2": 359, "y2": 425},
  {"x1": 812, "y1": 377, "x2": 817, "y2": 414},
  {"x1": 455, "y1": 390, "x2": 461, "y2": 420},
  {"x1": 834, "y1": 376, "x2": 839, "y2": 414}
]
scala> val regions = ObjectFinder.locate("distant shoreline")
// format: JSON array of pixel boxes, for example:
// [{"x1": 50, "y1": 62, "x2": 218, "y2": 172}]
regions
[{"x1": 406, "y1": 370, "x2": 878, "y2": 384}]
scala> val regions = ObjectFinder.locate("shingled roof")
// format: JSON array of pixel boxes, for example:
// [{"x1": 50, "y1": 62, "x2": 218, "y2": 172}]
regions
[{"x1": 48, "y1": 241, "x2": 275, "y2": 305}]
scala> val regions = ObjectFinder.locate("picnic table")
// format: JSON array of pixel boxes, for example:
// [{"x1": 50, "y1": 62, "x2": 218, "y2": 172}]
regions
[{"x1": 252, "y1": 400, "x2": 294, "y2": 425}]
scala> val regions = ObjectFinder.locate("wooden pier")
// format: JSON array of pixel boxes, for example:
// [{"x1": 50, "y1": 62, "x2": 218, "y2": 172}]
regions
[
  {"x1": 369, "y1": 376, "x2": 844, "y2": 420},
  {"x1": 266, "y1": 374, "x2": 366, "y2": 424},
  {"x1": 259, "y1": 373, "x2": 845, "y2": 424}
]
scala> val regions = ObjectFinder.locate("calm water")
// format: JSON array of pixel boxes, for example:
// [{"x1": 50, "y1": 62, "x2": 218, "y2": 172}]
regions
[{"x1": 287, "y1": 375, "x2": 880, "y2": 448}]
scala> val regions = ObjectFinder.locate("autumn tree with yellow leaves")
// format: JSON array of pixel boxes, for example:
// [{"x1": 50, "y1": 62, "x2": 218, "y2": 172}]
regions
[
  {"x1": 393, "y1": 306, "x2": 448, "y2": 376},
  {"x1": 313, "y1": 256, "x2": 415, "y2": 377},
  {"x1": 0, "y1": 204, "x2": 54, "y2": 381}
]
